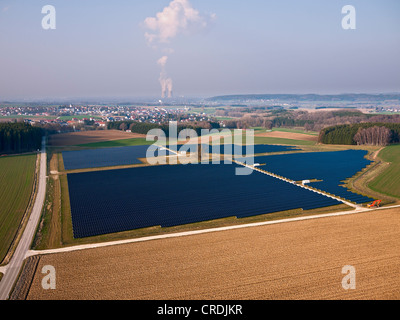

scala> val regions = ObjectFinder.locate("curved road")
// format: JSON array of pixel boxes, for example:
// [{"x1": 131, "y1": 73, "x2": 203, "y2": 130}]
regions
[{"x1": 0, "y1": 137, "x2": 47, "y2": 300}]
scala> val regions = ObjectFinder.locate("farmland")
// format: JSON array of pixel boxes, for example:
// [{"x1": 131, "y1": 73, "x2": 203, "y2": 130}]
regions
[
  {"x1": 0, "y1": 154, "x2": 37, "y2": 263},
  {"x1": 368, "y1": 144, "x2": 400, "y2": 198},
  {"x1": 255, "y1": 130, "x2": 318, "y2": 142},
  {"x1": 25, "y1": 208, "x2": 400, "y2": 300},
  {"x1": 47, "y1": 130, "x2": 146, "y2": 147},
  {"x1": 4, "y1": 122, "x2": 399, "y2": 302},
  {"x1": 254, "y1": 136, "x2": 317, "y2": 146}
]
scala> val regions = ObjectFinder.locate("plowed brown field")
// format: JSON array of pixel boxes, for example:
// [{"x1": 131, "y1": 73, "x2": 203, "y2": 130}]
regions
[
  {"x1": 48, "y1": 130, "x2": 145, "y2": 146},
  {"x1": 26, "y1": 208, "x2": 400, "y2": 300}
]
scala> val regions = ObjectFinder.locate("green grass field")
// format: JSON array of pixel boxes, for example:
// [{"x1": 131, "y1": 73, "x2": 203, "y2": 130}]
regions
[
  {"x1": 271, "y1": 127, "x2": 319, "y2": 136},
  {"x1": 58, "y1": 115, "x2": 102, "y2": 121},
  {"x1": 250, "y1": 127, "x2": 318, "y2": 136},
  {"x1": 368, "y1": 144, "x2": 400, "y2": 198},
  {"x1": 0, "y1": 154, "x2": 36, "y2": 263}
]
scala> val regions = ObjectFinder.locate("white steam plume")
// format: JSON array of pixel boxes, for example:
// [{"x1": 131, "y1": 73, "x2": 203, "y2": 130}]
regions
[
  {"x1": 143, "y1": 0, "x2": 215, "y2": 98},
  {"x1": 157, "y1": 56, "x2": 173, "y2": 98}
]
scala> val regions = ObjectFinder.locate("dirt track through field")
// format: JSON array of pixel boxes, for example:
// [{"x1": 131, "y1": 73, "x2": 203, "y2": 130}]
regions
[
  {"x1": 26, "y1": 208, "x2": 400, "y2": 300},
  {"x1": 48, "y1": 130, "x2": 145, "y2": 146},
  {"x1": 255, "y1": 131, "x2": 318, "y2": 141}
]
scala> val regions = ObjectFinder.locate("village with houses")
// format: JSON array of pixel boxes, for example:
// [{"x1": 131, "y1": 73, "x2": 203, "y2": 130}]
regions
[{"x1": 0, "y1": 103, "x2": 214, "y2": 131}]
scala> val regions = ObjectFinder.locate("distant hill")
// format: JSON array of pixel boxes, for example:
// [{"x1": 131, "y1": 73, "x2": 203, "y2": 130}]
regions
[{"x1": 207, "y1": 93, "x2": 400, "y2": 102}]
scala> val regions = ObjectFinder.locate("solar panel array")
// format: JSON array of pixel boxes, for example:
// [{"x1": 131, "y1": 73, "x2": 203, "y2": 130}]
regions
[
  {"x1": 67, "y1": 163, "x2": 341, "y2": 238},
  {"x1": 244, "y1": 150, "x2": 374, "y2": 204},
  {"x1": 62, "y1": 145, "x2": 175, "y2": 170},
  {"x1": 62, "y1": 144, "x2": 299, "y2": 170},
  {"x1": 173, "y1": 143, "x2": 300, "y2": 155},
  {"x1": 207, "y1": 144, "x2": 300, "y2": 155}
]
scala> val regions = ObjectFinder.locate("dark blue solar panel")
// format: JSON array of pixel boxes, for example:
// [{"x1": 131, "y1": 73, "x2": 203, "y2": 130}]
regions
[
  {"x1": 171, "y1": 143, "x2": 300, "y2": 155},
  {"x1": 67, "y1": 163, "x2": 341, "y2": 238},
  {"x1": 208, "y1": 144, "x2": 300, "y2": 155},
  {"x1": 245, "y1": 150, "x2": 374, "y2": 204},
  {"x1": 62, "y1": 145, "x2": 174, "y2": 170}
]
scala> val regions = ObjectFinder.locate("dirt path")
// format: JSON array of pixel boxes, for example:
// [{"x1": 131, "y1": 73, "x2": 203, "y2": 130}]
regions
[{"x1": 372, "y1": 147, "x2": 384, "y2": 160}]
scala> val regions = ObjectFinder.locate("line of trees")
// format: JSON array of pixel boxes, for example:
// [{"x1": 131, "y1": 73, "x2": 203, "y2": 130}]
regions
[
  {"x1": 353, "y1": 126, "x2": 393, "y2": 146},
  {"x1": 219, "y1": 108, "x2": 400, "y2": 133},
  {"x1": 0, "y1": 123, "x2": 43, "y2": 153},
  {"x1": 108, "y1": 121, "x2": 220, "y2": 137},
  {"x1": 318, "y1": 123, "x2": 400, "y2": 146}
]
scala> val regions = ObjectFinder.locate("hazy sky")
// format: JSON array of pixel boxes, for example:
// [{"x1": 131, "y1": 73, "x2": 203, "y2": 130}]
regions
[{"x1": 0, "y1": 0, "x2": 399, "y2": 100}]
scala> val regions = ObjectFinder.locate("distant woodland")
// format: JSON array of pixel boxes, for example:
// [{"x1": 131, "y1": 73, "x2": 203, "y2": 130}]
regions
[
  {"x1": 108, "y1": 120, "x2": 220, "y2": 137},
  {"x1": 217, "y1": 108, "x2": 400, "y2": 146},
  {"x1": 0, "y1": 123, "x2": 43, "y2": 153},
  {"x1": 218, "y1": 108, "x2": 400, "y2": 130},
  {"x1": 109, "y1": 108, "x2": 400, "y2": 146}
]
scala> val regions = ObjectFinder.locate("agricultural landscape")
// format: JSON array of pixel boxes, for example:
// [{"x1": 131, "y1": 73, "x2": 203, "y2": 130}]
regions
[
  {"x1": 1, "y1": 103, "x2": 400, "y2": 301},
  {"x1": 0, "y1": 0, "x2": 399, "y2": 308}
]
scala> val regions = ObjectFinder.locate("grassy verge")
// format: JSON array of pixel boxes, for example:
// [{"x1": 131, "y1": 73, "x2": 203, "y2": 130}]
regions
[
  {"x1": 0, "y1": 154, "x2": 37, "y2": 263},
  {"x1": 368, "y1": 144, "x2": 400, "y2": 198},
  {"x1": 32, "y1": 152, "x2": 62, "y2": 250}
]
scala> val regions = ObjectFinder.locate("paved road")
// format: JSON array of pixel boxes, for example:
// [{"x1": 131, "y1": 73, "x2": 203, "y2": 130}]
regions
[{"x1": 0, "y1": 137, "x2": 47, "y2": 300}]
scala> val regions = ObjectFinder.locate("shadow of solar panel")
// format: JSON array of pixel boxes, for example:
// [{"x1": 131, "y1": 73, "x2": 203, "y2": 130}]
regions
[
  {"x1": 67, "y1": 162, "x2": 342, "y2": 238},
  {"x1": 250, "y1": 150, "x2": 374, "y2": 204}
]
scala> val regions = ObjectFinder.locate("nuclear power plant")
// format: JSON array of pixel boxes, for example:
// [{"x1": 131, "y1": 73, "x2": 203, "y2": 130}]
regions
[
  {"x1": 157, "y1": 56, "x2": 173, "y2": 98},
  {"x1": 160, "y1": 77, "x2": 173, "y2": 98}
]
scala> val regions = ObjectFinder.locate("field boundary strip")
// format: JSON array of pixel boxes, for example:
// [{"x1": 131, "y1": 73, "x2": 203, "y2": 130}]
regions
[{"x1": 25, "y1": 205, "x2": 400, "y2": 258}]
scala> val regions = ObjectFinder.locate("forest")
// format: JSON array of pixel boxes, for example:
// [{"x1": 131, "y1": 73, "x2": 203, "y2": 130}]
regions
[
  {"x1": 0, "y1": 123, "x2": 43, "y2": 153},
  {"x1": 318, "y1": 123, "x2": 400, "y2": 146}
]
